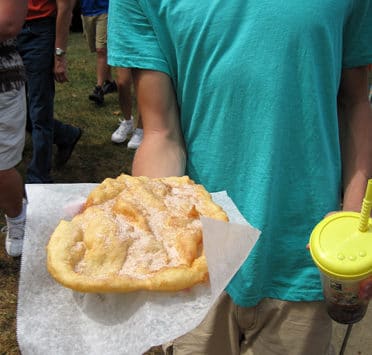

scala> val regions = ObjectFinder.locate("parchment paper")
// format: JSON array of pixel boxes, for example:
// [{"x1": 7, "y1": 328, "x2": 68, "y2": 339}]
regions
[{"x1": 17, "y1": 184, "x2": 260, "y2": 355}]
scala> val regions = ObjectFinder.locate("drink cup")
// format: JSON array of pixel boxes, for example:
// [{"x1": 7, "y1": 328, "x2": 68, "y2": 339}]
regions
[
  {"x1": 309, "y1": 211, "x2": 372, "y2": 324},
  {"x1": 320, "y1": 268, "x2": 369, "y2": 324}
]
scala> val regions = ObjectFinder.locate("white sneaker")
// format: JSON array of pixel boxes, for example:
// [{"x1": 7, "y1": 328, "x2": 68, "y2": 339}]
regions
[
  {"x1": 3, "y1": 199, "x2": 27, "y2": 257},
  {"x1": 127, "y1": 128, "x2": 143, "y2": 149},
  {"x1": 111, "y1": 118, "x2": 134, "y2": 143}
]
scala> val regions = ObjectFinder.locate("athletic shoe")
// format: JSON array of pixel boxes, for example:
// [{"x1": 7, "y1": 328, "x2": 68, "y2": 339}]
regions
[
  {"x1": 89, "y1": 85, "x2": 104, "y2": 105},
  {"x1": 127, "y1": 128, "x2": 143, "y2": 149},
  {"x1": 102, "y1": 80, "x2": 117, "y2": 95},
  {"x1": 3, "y1": 199, "x2": 27, "y2": 257},
  {"x1": 55, "y1": 127, "x2": 82, "y2": 168},
  {"x1": 111, "y1": 118, "x2": 134, "y2": 143}
]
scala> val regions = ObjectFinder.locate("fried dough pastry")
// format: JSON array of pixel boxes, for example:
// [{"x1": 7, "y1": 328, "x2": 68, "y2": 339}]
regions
[{"x1": 46, "y1": 175, "x2": 229, "y2": 293}]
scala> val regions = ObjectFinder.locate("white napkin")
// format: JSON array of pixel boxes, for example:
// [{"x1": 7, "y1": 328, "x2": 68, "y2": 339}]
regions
[{"x1": 17, "y1": 184, "x2": 260, "y2": 355}]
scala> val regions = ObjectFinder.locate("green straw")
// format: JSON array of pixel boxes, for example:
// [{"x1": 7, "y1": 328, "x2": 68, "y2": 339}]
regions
[{"x1": 358, "y1": 179, "x2": 372, "y2": 232}]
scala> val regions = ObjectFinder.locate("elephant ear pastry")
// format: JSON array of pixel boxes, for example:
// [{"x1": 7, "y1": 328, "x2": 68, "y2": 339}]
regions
[{"x1": 46, "y1": 174, "x2": 229, "y2": 293}]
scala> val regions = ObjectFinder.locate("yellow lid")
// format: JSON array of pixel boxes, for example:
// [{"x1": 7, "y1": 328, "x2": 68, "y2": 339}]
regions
[{"x1": 309, "y1": 212, "x2": 372, "y2": 280}]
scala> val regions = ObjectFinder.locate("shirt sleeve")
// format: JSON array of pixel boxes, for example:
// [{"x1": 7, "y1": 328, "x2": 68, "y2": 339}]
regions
[
  {"x1": 107, "y1": 0, "x2": 171, "y2": 75},
  {"x1": 342, "y1": 0, "x2": 372, "y2": 68}
]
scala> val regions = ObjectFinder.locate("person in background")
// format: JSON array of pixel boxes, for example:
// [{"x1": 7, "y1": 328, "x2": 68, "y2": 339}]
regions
[
  {"x1": 108, "y1": 1, "x2": 372, "y2": 354},
  {"x1": 111, "y1": 67, "x2": 143, "y2": 149},
  {"x1": 17, "y1": 0, "x2": 82, "y2": 183},
  {"x1": 80, "y1": 0, "x2": 117, "y2": 105},
  {"x1": 0, "y1": 0, "x2": 28, "y2": 257}
]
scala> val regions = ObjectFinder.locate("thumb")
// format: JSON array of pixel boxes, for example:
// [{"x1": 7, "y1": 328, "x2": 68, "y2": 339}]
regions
[{"x1": 63, "y1": 197, "x2": 86, "y2": 219}]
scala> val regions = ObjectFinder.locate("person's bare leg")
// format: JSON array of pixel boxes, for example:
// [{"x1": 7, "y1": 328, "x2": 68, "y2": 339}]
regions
[
  {"x1": 137, "y1": 115, "x2": 143, "y2": 129},
  {"x1": 0, "y1": 168, "x2": 24, "y2": 218},
  {"x1": 111, "y1": 68, "x2": 139, "y2": 144},
  {"x1": 96, "y1": 47, "x2": 111, "y2": 86},
  {"x1": 1, "y1": 167, "x2": 27, "y2": 256},
  {"x1": 117, "y1": 67, "x2": 133, "y2": 119}
]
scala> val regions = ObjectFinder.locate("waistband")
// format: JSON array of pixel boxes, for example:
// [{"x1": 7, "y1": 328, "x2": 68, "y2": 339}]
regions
[{"x1": 24, "y1": 16, "x2": 55, "y2": 26}]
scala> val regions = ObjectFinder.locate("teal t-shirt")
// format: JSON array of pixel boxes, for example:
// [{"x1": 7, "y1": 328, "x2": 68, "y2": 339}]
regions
[{"x1": 108, "y1": 1, "x2": 372, "y2": 307}]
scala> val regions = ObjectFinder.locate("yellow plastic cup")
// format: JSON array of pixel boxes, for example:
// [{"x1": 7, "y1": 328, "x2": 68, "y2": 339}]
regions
[{"x1": 309, "y1": 180, "x2": 372, "y2": 324}]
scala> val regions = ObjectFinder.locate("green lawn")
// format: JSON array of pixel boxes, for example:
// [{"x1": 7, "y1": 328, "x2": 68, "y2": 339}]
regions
[{"x1": 29, "y1": 31, "x2": 136, "y2": 183}]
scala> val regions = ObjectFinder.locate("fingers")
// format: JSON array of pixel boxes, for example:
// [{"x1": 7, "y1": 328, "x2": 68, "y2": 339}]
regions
[
  {"x1": 54, "y1": 72, "x2": 69, "y2": 83},
  {"x1": 324, "y1": 211, "x2": 338, "y2": 218},
  {"x1": 54, "y1": 57, "x2": 68, "y2": 83},
  {"x1": 63, "y1": 197, "x2": 86, "y2": 219}
]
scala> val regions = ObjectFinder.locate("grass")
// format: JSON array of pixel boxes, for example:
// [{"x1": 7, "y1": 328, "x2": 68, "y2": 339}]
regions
[{"x1": 0, "y1": 32, "x2": 163, "y2": 354}]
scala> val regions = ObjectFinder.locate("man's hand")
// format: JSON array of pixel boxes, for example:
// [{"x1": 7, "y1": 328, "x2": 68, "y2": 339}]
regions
[
  {"x1": 54, "y1": 56, "x2": 69, "y2": 83},
  {"x1": 63, "y1": 197, "x2": 86, "y2": 219}
]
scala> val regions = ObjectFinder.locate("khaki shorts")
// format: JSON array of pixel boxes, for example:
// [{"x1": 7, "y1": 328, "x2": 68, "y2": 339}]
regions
[
  {"x1": 170, "y1": 292, "x2": 332, "y2": 355},
  {"x1": 81, "y1": 13, "x2": 108, "y2": 52},
  {"x1": 0, "y1": 86, "x2": 26, "y2": 170}
]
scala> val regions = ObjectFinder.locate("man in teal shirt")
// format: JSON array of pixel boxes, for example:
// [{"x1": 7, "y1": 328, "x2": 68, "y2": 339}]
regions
[{"x1": 108, "y1": 1, "x2": 372, "y2": 354}]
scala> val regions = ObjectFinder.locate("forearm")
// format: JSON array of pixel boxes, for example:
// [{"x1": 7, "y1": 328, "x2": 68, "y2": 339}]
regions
[
  {"x1": 131, "y1": 69, "x2": 186, "y2": 178},
  {"x1": 54, "y1": 0, "x2": 75, "y2": 82},
  {"x1": 341, "y1": 101, "x2": 372, "y2": 211},
  {"x1": 339, "y1": 68, "x2": 372, "y2": 212},
  {"x1": 55, "y1": 0, "x2": 75, "y2": 51},
  {"x1": 0, "y1": 0, "x2": 27, "y2": 41}
]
